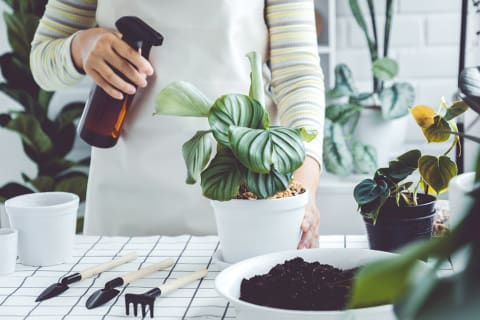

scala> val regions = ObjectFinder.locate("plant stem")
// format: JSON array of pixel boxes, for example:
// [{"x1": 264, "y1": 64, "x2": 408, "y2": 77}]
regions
[
  {"x1": 443, "y1": 123, "x2": 460, "y2": 156},
  {"x1": 413, "y1": 179, "x2": 420, "y2": 206},
  {"x1": 367, "y1": 0, "x2": 379, "y2": 92},
  {"x1": 384, "y1": 0, "x2": 394, "y2": 58},
  {"x1": 349, "y1": 0, "x2": 378, "y2": 92},
  {"x1": 381, "y1": 0, "x2": 394, "y2": 93}
]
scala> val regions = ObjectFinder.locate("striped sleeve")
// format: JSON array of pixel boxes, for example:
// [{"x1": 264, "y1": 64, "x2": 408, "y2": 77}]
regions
[
  {"x1": 266, "y1": 0, "x2": 325, "y2": 169},
  {"x1": 30, "y1": 0, "x2": 97, "y2": 91}
]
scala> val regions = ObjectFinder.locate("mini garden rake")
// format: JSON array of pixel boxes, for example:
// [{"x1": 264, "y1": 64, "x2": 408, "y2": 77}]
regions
[{"x1": 125, "y1": 269, "x2": 208, "y2": 318}]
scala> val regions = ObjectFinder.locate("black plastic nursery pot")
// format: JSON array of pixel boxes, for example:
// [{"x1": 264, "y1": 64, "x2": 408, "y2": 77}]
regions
[{"x1": 363, "y1": 194, "x2": 436, "y2": 253}]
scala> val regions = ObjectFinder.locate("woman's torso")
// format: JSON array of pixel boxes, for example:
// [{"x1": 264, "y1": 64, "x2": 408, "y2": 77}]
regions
[{"x1": 83, "y1": 0, "x2": 269, "y2": 236}]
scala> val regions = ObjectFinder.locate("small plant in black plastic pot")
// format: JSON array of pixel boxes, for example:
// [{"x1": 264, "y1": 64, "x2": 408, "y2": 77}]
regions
[
  {"x1": 154, "y1": 52, "x2": 316, "y2": 262},
  {"x1": 353, "y1": 99, "x2": 469, "y2": 252}
]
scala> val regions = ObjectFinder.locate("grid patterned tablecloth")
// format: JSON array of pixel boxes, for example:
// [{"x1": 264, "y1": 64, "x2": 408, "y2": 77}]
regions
[{"x1": 0, "y1": 235, "x2": 454, "y2": 320}]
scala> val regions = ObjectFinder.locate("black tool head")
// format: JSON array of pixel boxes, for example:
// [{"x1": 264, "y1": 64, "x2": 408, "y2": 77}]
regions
[
  {"x1": 125, "y1": 293, "x2": 155, "y2": 318},
  {"x1": 125, "y1": 288, "x2": 161, "y2": 318},
  {"x1": 86, "y1": 288, "x2": 120, "y2": 309},
  {"x1": 36, "y1": 283, "x2": 68, "y2": 302},
  {"x1": 36, "y1": 273, "x2": 82, "y2": 302}
]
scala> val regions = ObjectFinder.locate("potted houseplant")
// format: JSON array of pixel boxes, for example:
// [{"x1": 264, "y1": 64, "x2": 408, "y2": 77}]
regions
[
  {"x1": 353, "y1": 98, "x2": 469, "y2": 252},
  {"x1": 448, "y1": 66, "x2": 480, "y2": 222},
  {"x1": 0, "y1": 0, "x2": 89, "y2": 232},
  {"x1": 154, "y1": 52, "x2": 316, "y2": 263},
  {"x1": 323, "y1": 0, "x2": 415, "y2": 175}
]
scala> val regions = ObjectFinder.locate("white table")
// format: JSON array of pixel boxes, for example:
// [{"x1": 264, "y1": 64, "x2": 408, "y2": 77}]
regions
[{"x1": 0, "y1": 235, "x2": 454, "y2": 319}]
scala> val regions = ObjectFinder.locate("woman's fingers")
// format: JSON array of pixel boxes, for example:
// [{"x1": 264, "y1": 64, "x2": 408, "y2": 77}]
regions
[
  {"x1": 111, "y1": 36, "x2": 154, "y2": 76},
  {"x1": 88, "y1": 68, "x2": 124, "y2": 100},
  {"x1": 73, "y1": 28, "x2": 154, "y2": 99},
  {"x1": 298, "y1": 227, "x2": 316, "y2": 249},
  {"x1": 298, "y1": 202, "x2": 320, "y2": 249},
  {"x1": 301, "y1": 210, "x2": 314, "y2": 232},
  {"x1": 105, "y1": 50, "x2": 146, "y2": 90}
]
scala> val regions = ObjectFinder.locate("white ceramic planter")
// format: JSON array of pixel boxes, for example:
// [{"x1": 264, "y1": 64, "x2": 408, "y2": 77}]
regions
[
  {"x1": 355, "y1": 108, "x2": 408, "y2": 167},
  {"x1": 448, "y1": 172, "x2": 476, "y2": 224},
  {"x1": 5, "y1": 192, "x2": 79, "y2": 266},
  {"x1": 211, "y1": 191, "x2": 308, "y2": 263}
]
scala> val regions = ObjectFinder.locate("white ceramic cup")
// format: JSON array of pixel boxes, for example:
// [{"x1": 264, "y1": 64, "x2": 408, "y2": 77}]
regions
[
  {"x1": 0, "y1": 228, "x2": 18, "y2": 275},
  {"x1": 5, "y1": 192, "x2": 79, "y2": 266}
]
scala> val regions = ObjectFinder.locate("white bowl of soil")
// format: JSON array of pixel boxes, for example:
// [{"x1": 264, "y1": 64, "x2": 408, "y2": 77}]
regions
[{"x1": 215, "y1": 248, "x2": 397, "y2": 320}]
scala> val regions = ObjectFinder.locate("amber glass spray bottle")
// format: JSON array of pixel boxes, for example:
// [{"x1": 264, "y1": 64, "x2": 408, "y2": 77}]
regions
[{"x1": 78, "y1": 16, "x2": 163, "y2": 148}]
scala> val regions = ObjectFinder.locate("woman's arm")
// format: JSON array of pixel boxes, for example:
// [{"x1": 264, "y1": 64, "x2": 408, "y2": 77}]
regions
[
  {"x1": 30, "y1": 0, "x2": 98, "y2": 90},
  {"x1": 265, "y1": 0, "x2": 325, "y2": 248},
  {"x1": 30, "y1": 0, "x2": 152, "y2": 98}
]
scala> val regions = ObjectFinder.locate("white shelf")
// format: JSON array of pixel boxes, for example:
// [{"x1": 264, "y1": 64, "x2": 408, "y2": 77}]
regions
[{"x1": 314, "y1": 0, "x2": 336, "y2": 88}]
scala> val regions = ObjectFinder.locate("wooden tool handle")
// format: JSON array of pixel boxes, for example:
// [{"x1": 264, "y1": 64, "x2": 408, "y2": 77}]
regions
[
  {"x1": 122, "y1": 258, "x2": 175, "y2": 285},
  {"x1": 80, "y1": 252, "x2": 137, "y2": 280},
  {"x1": 159, "y1": 269, "x2": 208, "y2": 296}
]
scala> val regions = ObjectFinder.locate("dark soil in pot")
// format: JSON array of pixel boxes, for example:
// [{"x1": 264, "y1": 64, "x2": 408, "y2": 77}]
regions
[
  {"x1": 364, "y1": 193, "x2": 436, "y2": 252},
  {"x1": 240, "y1": 257, "x2": 358, "y2": 311}
]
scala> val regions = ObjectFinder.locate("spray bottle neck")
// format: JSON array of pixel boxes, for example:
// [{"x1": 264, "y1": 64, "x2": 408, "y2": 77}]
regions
[
  {"x1": 122, "y1": 38, "x2": 153, "y2": 59},
  {"x1": 115, "y1": 16, "x2": 163, "y2": 60}
]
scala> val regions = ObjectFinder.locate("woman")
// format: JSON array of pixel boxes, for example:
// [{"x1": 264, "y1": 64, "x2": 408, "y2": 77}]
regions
[{"x1": 30, "y1": 0, "x2": 325, "y2": 248}]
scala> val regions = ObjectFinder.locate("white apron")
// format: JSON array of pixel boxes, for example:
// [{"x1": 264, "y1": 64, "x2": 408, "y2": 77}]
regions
[{"x1": 84, "y1": 0, "x2": 269, "y2": 236}]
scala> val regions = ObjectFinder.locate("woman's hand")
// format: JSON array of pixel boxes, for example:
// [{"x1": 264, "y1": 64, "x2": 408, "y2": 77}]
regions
[
  {"x1": 71, "y1": 28, "x2": 154, "y2": 100},
  {"x1": 294, "y1": 156, "x2": 321, "y2": 249}
]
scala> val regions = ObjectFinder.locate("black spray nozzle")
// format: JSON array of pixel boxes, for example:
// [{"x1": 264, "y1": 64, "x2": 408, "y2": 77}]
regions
[{"x1": 115, "y1": 16, "x2": 164, "y2": 58}]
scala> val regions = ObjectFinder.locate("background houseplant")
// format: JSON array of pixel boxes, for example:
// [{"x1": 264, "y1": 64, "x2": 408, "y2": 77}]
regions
[
  {"x1": 448, "y1": 66, "x2": 480, "y2": 223},
  {"x1": 350, "y1": 149, "x2": 479, "y2": 319},
  {"x1": 155, "y1": 52, "x2": 315, "y2": 262},
  {"x1": 353, "y1": 99, "x2": 468, "y2": 252},
  {"x1": 0, "y1": 0, "x2": 88, "y2": 230},
  {"x1": 346, "y1": 44, "x2": 480, "y2": 315},
  {"x1": 348, "y1": 91, "x2": 479, "y2": 317},
  {"x1": 323, "y1": 0, "x2": 415, "y2": 176}
]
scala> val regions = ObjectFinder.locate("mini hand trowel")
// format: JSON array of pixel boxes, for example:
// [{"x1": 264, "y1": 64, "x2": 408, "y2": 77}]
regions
[
  {"x1": 85, "y1": 258, "x2": 175, "y2": 309},
  {"x1": 36, "y1": 252, "x2": 138, "y2": 302}
]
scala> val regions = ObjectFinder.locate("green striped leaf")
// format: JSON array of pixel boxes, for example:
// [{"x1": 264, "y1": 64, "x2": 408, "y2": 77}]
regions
[
  {"x1": 228, "y1": 126, "x2": 305, "y2": 174},
  {"x1": 354, "y1": 178, "x2": 390, "y2": 223},
  {"x1": 155, "y1": 81, "x2": 212, "y2": 117},
  {"x1": 208, "y1": 94, "x2": 269, "y2": 147},
  {"x1": 182, "y1": 130, "x2": 213, "y2": 184},
  {"x1": 245, "y1": 170, "x2": 292, "y2": 199},
  {"x1": 326, "y1": 103, "x2": 362, "y2": 124},
  {"x1": 322, "y1": 120, "x2": 353, "y2": 176},
  {"x1": 372, "y1": 58, "x2": 399, "y2": 81},
  {"x1": 327, "y1": 64, "x2": 358, "y2": 99},
  {"x1": 246, "y1": 51, "x2": 265, "y2": 108},
  {"x1": 352, "y1": 141, "x2": 377, "y2": 174},
  {"x1": 200, "y1": 150, "x2": 244, "y2": 201},
  {"x1": 379, "y1": 82, "x2": 415, "y2": 120},
  {"x1": 354, "y1": 178, "x2": 389, "y2": 206}
]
